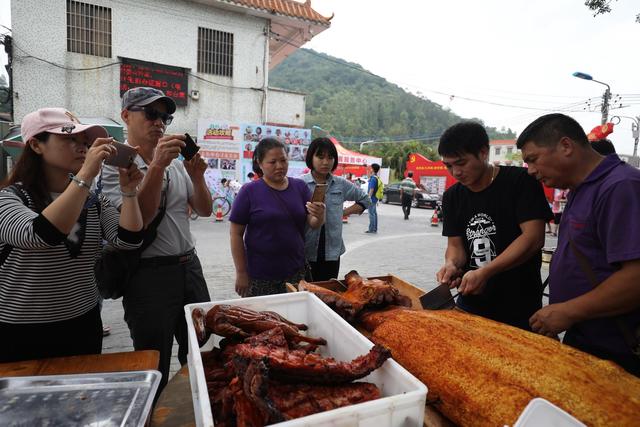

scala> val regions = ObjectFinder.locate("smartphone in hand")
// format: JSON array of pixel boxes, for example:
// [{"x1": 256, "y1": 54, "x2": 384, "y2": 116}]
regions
[
  {"x1": 104, "y1": 141, "x2": 137, "y2": 168},
  {"x1": 181, "y1": 133, "x2": 200, "y2": 161},
  {"x1": 311, "y1": 184, "x2": 328, "y2": 203}
]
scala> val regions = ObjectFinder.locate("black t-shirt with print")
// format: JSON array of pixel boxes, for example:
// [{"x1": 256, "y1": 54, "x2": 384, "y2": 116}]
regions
[{"x1": 442, "y1": 166, "x2": 553, "y2": 328}]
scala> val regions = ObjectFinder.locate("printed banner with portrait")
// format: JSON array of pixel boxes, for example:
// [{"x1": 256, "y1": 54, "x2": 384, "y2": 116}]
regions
[{"x1": 196, "y1": 120, "x2": 242, "y2": 195}]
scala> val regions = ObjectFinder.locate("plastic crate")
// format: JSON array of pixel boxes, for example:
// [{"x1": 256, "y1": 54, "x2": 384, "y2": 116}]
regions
[
  {"x1": 185, "y1": 292, "x2": 427, "y2": 427},
  {"x1": 514, "y1": 398, "x2": 586, "y2": 427}
]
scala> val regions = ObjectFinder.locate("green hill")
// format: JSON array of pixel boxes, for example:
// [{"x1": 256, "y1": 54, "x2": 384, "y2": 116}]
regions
[{"x1": 270, "y1": 49, "x2": 515, "y2": 144}]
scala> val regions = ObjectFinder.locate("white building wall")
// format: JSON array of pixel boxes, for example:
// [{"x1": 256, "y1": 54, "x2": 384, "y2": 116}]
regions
[
  {"x1": 267, "y1": 88, "x2": 305, "y2": 127},
  {"x1": 489, "y1": 143, "x2": 521, "y2": 166},
  {"x1": 11, "y1": 0, "x2": 305, "y2": 134}
]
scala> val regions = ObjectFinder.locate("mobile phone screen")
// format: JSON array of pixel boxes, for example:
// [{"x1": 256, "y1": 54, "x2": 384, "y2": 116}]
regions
[
  {"x1": 104, "y1": 141, "x2": 136, "y2": 168},
  {"x1": 182, "y1": 133, "x2": 200, "y2": 161},
  {"x1": 311, "y1": 184, "x2": 328, "y2": 203}
]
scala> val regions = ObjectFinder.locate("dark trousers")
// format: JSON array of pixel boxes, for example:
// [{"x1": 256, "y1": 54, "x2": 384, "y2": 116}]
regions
[
  {"x1": 0, "y1": 304, "x2": 103, "y2": 363},
  {"x1": 401, "y1": 195, "x2": 413, "y2": 219},
  {"x1": 123, "y1": 254, "x2": 210, "y2": 391},
  {"x1": 309, "y1": 258, "x2": 341, "y2": 282},
  {"x1": 563, "y1": 329, "x2": 640, "y2": 377}
]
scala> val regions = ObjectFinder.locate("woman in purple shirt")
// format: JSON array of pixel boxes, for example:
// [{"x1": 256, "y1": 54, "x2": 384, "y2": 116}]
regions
[{"x1": 230, "y1": 138, "x2": 325, "y2": 297}]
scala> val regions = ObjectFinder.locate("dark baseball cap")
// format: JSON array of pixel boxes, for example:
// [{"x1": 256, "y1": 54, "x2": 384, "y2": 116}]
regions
[{"x1": 121, "y1": 87, "x2": 176, "y2": 114}]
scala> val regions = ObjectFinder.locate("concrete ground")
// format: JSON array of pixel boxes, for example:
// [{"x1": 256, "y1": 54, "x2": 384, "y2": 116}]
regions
[{"x1": 101, "y1": 202, "x2": 556, "y2": 377}]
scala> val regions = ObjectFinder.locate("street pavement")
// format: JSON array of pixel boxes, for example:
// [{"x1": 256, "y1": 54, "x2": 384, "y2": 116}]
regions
[{"x1": 101, "y1": 201, "x2": 556, "y2": 377}]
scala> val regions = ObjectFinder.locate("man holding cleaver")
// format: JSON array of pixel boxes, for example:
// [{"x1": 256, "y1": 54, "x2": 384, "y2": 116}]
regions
[{"x1": 435, "y1": 122, "x2": 552, "y2": 330}]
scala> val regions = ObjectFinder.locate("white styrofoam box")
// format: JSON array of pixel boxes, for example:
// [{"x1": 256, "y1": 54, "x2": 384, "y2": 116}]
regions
[
  {"x1": 514, "y1": 398, "x2": 586, "y2": 427},
  {"x1": 185, "y1": 292, "x2": 427, "y2": 427}
]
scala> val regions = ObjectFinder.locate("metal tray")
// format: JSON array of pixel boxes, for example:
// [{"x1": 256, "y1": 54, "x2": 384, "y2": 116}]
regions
[{"x1": 0, "y1": 370, "x2": 161, "y2": 427}]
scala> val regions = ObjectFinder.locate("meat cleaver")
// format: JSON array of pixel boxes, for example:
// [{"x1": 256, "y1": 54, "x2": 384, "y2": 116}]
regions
[{"x1": 419, "y1": 282, "x2": 458, "y2": 310}]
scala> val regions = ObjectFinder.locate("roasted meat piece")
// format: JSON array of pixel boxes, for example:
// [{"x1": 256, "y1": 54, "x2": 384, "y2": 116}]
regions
[
  {"x1": 192, "y1": 304, "x2": 327, "y2": 347},
  {"x1": 233, "y1": 342, "x2": 391, "y2": 385},
  {"x1": 266, "y1": 381, "x2": 380, "y2": 419},
  {"x1": 360, "y1": 308, "x2": 640, "y2": 427},
  {"x1": 300, "y1": 270, "x2": 411, "y2": 321},
  {"x1": 238, "y1": 359, "x2": 381, "y2": 424}
]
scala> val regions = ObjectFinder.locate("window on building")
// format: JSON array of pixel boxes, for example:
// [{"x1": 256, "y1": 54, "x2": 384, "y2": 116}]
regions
[
  {"x1": 66, "y1": 1, "x2": 112, "y2": 58},
  {"x1": 495, "y1": 147, "x2": 501, "y2": 156},
  {"x1": 198, "y1": 27, "x2": 234, "y2": 77},
  {"x1": 507, "y1": 147, "x2": 513, "y2": 155}
]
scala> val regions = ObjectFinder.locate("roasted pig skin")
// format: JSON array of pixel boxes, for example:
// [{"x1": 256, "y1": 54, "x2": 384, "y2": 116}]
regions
[{"x1": 361, "y1": 308, "x2": 640, "y2": 427}]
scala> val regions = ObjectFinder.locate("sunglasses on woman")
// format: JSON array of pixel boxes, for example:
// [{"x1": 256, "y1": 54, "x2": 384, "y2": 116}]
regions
[{"x1": 128, "y1": 105, "x2": 173, "y2": 125}]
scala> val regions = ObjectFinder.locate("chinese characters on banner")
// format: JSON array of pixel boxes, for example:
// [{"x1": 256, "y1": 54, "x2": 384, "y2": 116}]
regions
[
  {"x1": 196, "y1": 120, "x2": 241, "y2": 195},
  {"x1": 119, "y1": 57, "x2": 188, "y2": 106}
]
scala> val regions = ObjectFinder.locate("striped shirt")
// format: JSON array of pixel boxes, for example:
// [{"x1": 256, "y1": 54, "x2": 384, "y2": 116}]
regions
[{"x1": 0, "y1": 186, "x2": 143, "y2": 324}]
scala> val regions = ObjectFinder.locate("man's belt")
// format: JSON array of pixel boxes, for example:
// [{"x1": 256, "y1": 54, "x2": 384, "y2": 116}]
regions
[{"x1": 138, "y1": 249, "x2": 196, "y2": 267}]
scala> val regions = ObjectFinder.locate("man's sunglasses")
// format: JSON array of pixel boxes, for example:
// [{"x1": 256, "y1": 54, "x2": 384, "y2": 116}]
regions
[{"x1": 128, "y1": 105, "x2": 173, "y2": 125}]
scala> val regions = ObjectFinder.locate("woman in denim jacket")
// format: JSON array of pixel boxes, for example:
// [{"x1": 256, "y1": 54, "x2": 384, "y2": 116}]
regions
[{"x1": 301, "y1": 138, "x2": 371, "y2": 281}]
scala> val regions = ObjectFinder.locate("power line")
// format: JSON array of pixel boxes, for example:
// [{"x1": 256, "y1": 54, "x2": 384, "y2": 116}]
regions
[
  {"x1": 271, "y1": 32, "x2": 596, "y2": 113},
  {"x1": 8, "y1": 39, "x2": 262, "y2": 91}
]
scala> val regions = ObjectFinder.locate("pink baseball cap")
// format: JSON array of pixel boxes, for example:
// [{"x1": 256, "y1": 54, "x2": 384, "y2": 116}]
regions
[{"x1": 21, "y1": 108, "x2": 109, "y2": 143}]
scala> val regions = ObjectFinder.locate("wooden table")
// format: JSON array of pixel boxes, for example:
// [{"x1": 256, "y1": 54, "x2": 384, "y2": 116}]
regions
[
  {"x1": 151, "y1": 365, "x2": 195, "y2": 427},
  {"x1": 0, "y1": 350, "x2": 160, "y2": 377}
]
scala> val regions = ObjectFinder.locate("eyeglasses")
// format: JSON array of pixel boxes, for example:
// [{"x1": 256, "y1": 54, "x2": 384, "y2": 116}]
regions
[{"x1": 128, "y1": 105, "x2": 173, "y2": 125}]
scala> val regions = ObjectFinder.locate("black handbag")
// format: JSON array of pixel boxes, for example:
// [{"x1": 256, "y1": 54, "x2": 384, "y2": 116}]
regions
[{"x1": 95, "y1": 174, "x2": 168, "y2": 299}]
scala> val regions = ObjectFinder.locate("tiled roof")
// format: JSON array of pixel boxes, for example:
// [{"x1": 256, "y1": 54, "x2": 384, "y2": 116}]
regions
[
  {"x1": 223, "y1": 0, "x2": 332, "y2": 25},
  {"x1": 490, "y1": 139, "x2": 517, "y2": 146}
]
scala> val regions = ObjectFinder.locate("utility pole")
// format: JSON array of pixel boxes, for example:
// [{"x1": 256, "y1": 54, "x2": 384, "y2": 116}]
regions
[
  {"x1": 601, "y1": 86, "x2": 611, "y2": 125},
  {"x1": 632, "y1": 116, "x2": 639, "y2": 158},
  {"x1": 572, "y1": 72, "x2": 611, "y2": 125}
]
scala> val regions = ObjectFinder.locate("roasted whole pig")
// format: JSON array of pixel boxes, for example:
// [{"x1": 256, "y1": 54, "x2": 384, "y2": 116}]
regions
[
  {"x1": 192, "y1": 304, "x2": 327, "y2": 347},
  {"x1": 299, "y1": 270, "x2": 411, "y2": 321},
  {"x1": 360, "y1": 308, "x2": 640, "y2": 427}
]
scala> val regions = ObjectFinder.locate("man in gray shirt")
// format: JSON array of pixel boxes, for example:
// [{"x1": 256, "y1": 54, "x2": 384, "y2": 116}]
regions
[
  {"x1": 399, "y1": 171, "x2": 417, "y2": 220},
  {"x1": 101, "y1": 87, "x2": 212, "y2": 391}
]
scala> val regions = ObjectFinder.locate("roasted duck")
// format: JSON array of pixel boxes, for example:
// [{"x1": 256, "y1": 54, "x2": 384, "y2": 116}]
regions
[
  {"x1": 299, "y1": 270, "x2": 411, "y2": 321},
  {"x1": 197, "y1": 306, "x2": 389, "y2": 427},
  {"x1": 361, "y1": 308, "x2": 640, "y2": 427},
  {"x1": 234, "y1": 358, "x2": 381, "y2": 424},
  {"x1": 192, "y1": 304, "x2": 326, "y2": 347},
  {"x1": 233, "y1": 341, "x2": 391, "y2": 385}
]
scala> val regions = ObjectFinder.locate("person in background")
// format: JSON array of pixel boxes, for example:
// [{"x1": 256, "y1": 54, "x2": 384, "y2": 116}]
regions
[
  {"x1": 0, "y1": 108, "x2": 143, "y2": 363},
  {"x1": 399, "y1": 171, "x2": 417, "y2": 220},
  {"x1": 230, "y1": 138, "x2": 325, "y2": 296},
  {"x1": 436, "y1": 121, "x2": 552, "y2": 330},
  {"x1": 591, "y1": 138, "x2": 616, "y2": 155},
  {"x1": 550, "y1": 189, "x2": 568, "y2": 236},
  {"x1": 519, "y1": 113, "x2": 640, "y2": 376},
  {"x1": 366, "y1": 163, "x2": 381, "y2": 234},
  {"x1": 301, "y1": 138, "x2": 370, "y2": 281},
  {"x1": 101, "y1": 87, "x2": 212, "y2": 391}
]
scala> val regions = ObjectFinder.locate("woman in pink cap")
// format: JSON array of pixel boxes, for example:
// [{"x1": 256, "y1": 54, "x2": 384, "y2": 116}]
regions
[{"x1": 0, "y1": 108, "x2": 144, "y2": 363}]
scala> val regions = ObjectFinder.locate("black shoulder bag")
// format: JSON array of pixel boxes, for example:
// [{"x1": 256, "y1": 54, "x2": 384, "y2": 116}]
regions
[{"x1": 95, "y1": 172, "x2": 168, "y2": 299}]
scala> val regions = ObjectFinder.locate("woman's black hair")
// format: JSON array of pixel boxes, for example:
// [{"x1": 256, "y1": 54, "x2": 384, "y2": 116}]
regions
[
  {"x1": 1, "y1": 132, "x2": 51, "y2": 212},
  {"x1": 305, "y1": 137, "x2": 338, "y2": 172},
  {"x1": 252, "y1": 137, "x2": 286, "y2": 177}
]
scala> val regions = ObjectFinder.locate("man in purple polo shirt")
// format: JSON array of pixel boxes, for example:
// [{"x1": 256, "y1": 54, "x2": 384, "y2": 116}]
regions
[{"x1": 517, "y1": 113, "x2": 640, "y2": 376}]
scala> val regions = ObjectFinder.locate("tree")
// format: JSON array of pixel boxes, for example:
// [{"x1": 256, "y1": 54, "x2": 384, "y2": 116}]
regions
[{"x1": 585, "y1": 0, "x2": 640, "y2": 23}]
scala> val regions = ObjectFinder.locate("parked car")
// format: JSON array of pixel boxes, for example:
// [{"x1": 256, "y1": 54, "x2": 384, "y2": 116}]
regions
[{"x1": 381, "y1": 183, "x2": 441, "y2": 208}]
